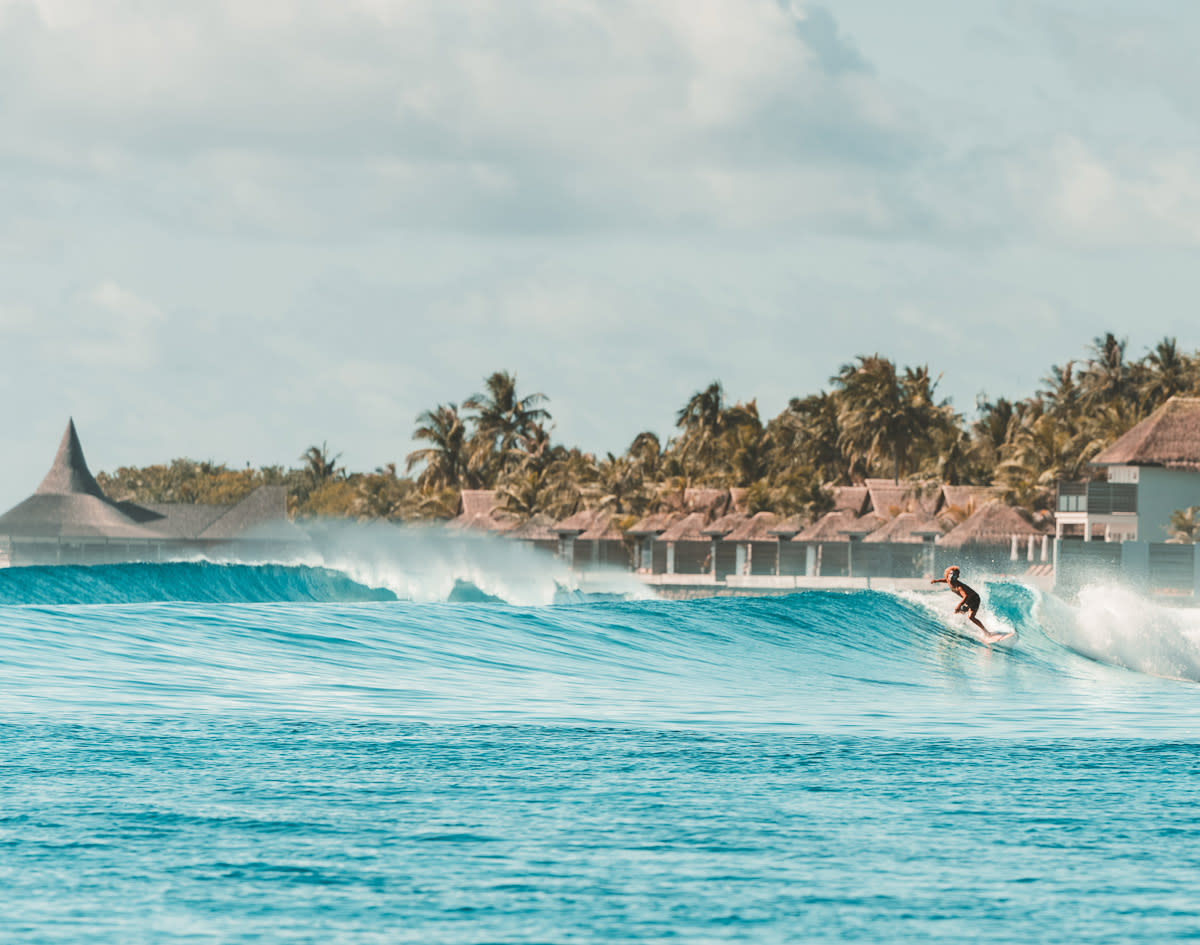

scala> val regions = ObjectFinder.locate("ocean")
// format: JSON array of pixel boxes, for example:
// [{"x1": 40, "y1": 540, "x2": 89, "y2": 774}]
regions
[{"x1": 3, "y1": 552, "x2": 1200, "y2": 943}]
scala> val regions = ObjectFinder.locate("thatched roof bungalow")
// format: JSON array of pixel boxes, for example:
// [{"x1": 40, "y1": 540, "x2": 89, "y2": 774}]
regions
[
  {"x1": 552, "y1": 508, "x2": 629, "y2": 570},
  {"x1": 0, "y1": 419, "x2": 306, "y2": 564},
  {"x1": 939, "y1": 502, "x2": 1041, "y2": 549}
]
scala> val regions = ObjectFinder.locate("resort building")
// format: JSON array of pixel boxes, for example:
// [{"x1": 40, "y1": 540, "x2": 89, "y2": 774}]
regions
[
  {"x1": 1055, "y1": 397, "x2": 1200, "y2": 544},
  {"x1": 1051, "y1": 397, "x2": 1200, "y2": 595},
  {"x1": 0, "y1": 420, "x2": 306, "y2": 566}
]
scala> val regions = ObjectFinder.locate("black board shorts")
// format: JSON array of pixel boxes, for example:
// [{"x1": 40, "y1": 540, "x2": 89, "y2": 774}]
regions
[{"x1": 961, "y1": 590, "x2": 981, "y2": 612}]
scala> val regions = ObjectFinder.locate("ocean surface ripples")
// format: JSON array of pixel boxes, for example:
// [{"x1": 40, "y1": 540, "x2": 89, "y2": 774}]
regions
[{"x1": 1, "y1": 561, "x2": 1198, "y2": 943}]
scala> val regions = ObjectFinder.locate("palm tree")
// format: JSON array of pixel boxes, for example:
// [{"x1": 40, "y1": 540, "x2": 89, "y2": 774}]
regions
[
  {"x1": 672, "y1": 381, "x2": 726, "y2": 477},
  {"x1": 1137, "y1": 337, "x2": 1196, "y2": 411},
  {"x1": 1079, "y1": 332, "x2": 1130, "y2": 415},
  {"x1": 406, "y1": 404, "x2": 472, "y2": 490},
  {"x1": 464, "y1": 371, "x2": 551, "y2": 483},
  {"x1": 833, "y1": 356, "x2": 953, "y2": 482},
  {"x1": 589, "y1": 452, "x2": 647, "y2": 516},
  {"x1": 301, "y1": 442, "x2": 341, "y2": 487},
  {"x1": 768, "y1": 393, "x2": 845, "y2": 484},
  {"x1": 1039, "y1": 362, "x2": 1080, "y2": 421}
]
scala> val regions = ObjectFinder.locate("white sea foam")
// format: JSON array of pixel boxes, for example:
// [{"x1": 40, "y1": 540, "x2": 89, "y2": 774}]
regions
[
  {"x1": 896, "y1": 583, "x2": 1021, "y2": 642},
  {"x1": 1039, "y1": 584, "x2": 1200, "y2": 682},
  {"x1": 218, "y1": 519, "x2": 653, "y2": 606}
]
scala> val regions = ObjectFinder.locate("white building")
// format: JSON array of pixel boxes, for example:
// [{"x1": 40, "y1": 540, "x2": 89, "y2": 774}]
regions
[{"x1": 1055, "y1": 396, "x2": 1200, "y2": 545}]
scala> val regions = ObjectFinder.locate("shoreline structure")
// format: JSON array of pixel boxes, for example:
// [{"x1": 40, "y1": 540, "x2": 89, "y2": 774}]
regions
[{"x1": 2, "y1": 404, "x2": 1200, "y2": 599}]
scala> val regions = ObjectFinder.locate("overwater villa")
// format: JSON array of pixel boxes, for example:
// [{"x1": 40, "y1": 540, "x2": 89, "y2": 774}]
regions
[{"x1": 447, "y1": 478, "x2": 1054, "y2": 593}]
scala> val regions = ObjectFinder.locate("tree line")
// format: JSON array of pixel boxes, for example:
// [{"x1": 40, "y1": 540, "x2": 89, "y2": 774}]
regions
[{"x1": 97, "y1": 333, "x2": 1200, "y2": 528}]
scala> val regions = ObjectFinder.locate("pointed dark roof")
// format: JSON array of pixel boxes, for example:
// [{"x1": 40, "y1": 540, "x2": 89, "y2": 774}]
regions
[
  {"x1": 36, "y1": 419, "x2": 107, "y2": 499},
  {"x1": 0, "y1": 420, "x2": 164, "y2": 540}
]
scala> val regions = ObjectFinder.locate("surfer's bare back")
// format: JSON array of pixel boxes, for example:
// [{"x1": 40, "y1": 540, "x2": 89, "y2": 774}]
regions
[{"x1": 931, "y1": 565, "x2": 1006, "y2": 643}]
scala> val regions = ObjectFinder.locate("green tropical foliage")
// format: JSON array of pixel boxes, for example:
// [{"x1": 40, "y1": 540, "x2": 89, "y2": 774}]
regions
[
  {"x1": 1168, "y1": 507, "x2": 1200, "y2": 544},
  {"x1": 96, "y1": 335, "x2": 1200, "y2": 525}
]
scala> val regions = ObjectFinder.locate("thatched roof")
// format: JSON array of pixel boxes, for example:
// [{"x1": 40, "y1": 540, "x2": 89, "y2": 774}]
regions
[
  {"x1": 554, "y1": 508, "x2": 595, "y2": 534},
  {"x1": 863, "y1": 510, "x2": 944, "y2": 544},
  {"x1": 940, "y1": 485, "x2": 993, "y2": 513},
  {"x1": 194, "y1": 486, "x2": 304, "y2": 542},
  {"x1": 794, "y1": 509, "x2": 883, "y2": 542},
  {"x1": 579, "y1": 511, "x2": 624, "y2": 541},
  {"x1": 0, "y1": 420, "x2": 166, "y2": 540},
  {"x1": 0, "y1": 421, "x2": 303, "y2": 545},
  {"x1": 701, "y1": 512, "x2": 745, "y2": 538},
  {"x1": 683, "y1": 488, "x2": 730, "y2": 516},
  {"x1": 728, "y1": 488, "x2": 749, "y2": 514},
  {"x1": 862, "y1": 479, "x2": 947, "y2": 518},
  {"x1": 448, "y1": 490, "x2": 514, "y2": 532},
  {"x1": 658, "y1": 512, "x2": 711, "y2": 542},
  {"x1": 767, "y1": 515, "x2": 807, "y2": 538},
  {"x1": 725, "y1": 511, "x2": 780, "y2": 542},
  {"x1": 626, "y1": 511, "x2": 678, "y2": 536},
  {"x1": 1092, "y1": 396, "x2": 1200, "y2": 470},
  {"x1": 938, "y1": 501, "x2": 1041, "y2": 549},
  {"x1": 509, "y1": 513, "x2": 559, "y2": 542},
  {"x1": 863, "y1": 479, "x2": 913, "y2": 519},
  {"x1": 831, "y1": 486, "x2": 868, "y2": 515}
]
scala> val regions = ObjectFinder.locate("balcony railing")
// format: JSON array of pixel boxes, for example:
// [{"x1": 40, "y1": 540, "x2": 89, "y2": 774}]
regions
[{"x1": 1056, "y1": 481, "x2": 1137, "y2": 515}]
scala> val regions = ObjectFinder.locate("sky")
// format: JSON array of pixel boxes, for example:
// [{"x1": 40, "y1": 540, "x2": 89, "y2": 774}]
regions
[{"x1": 3, "y1": 0, "x2": 1200, "y2": 508}]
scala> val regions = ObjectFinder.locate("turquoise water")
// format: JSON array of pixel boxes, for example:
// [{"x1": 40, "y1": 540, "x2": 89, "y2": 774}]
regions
[{"x1": 2, "y1": 561, "x2": 1200, "y2": 942}]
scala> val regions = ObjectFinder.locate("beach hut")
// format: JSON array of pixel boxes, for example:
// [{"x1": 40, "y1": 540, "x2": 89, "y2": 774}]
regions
[
  {"x1": 793, "y1": 509, "x2": 883, "y2": 577},
  {"x1": 626, "y1": 511, "x2": 679, "y2": 573},
  {"x1": 938, "y1": 501, "x2": 1043, "y2": 573},
  {"x1": 553, "y1": 508, "x2": 630, "y2": 570},
  {"x1": 862, "y1": 510, "x2": 945, "y2": 577},
  {"x1": 0, "y1": 419, "x2": 306, "y2": 565},
  {"x1": 656, "y1": 512, "x2": 715, "y2": 575},
  {"x1": 701, "y1": 511, "x2": 745, "y2": 579},
  {"x1": 626, "y1": 488, "x2": 738, "y2": 574},
  {"x1": 768, "y1": 514, "x2": 809, "y2": 576},
  {"x1": 723, "y1": 511, "x2": 781, "y2": 576}
]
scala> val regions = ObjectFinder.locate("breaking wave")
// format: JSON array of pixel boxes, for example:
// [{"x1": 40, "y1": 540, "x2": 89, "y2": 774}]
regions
[{"x1": 0, "y1": 560, "x2": 1195, "y2": 733}]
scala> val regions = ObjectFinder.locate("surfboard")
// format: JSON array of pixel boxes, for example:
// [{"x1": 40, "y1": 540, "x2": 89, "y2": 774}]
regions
[{"x1": 952, "y1": 621, "x2": 1015, "y2": 646}]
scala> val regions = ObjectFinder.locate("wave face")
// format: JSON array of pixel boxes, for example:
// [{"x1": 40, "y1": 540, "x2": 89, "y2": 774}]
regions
[
  {"x1": 0, "y1": 561, "x2": 397, "y2": 605},
  {"x1": 0, "y1": 563, "x2": 1196, "y2": 732},
  {"x1": 5, "y1": 561, "x2": 1200, "y2": 944}
]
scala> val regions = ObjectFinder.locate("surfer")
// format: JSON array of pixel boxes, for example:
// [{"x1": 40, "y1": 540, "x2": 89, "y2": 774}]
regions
[{"x1": 931, "y1": 565, "x2": 1007, "y2": 643}]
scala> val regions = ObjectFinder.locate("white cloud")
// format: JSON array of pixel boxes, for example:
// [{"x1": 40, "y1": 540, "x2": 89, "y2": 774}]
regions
[
  {"x1": 998, "y1": 136, "x2": 1200, "y2": 247},
  {"x1": 0, "y1": 0, "x2": 923, "y2": 236}
]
